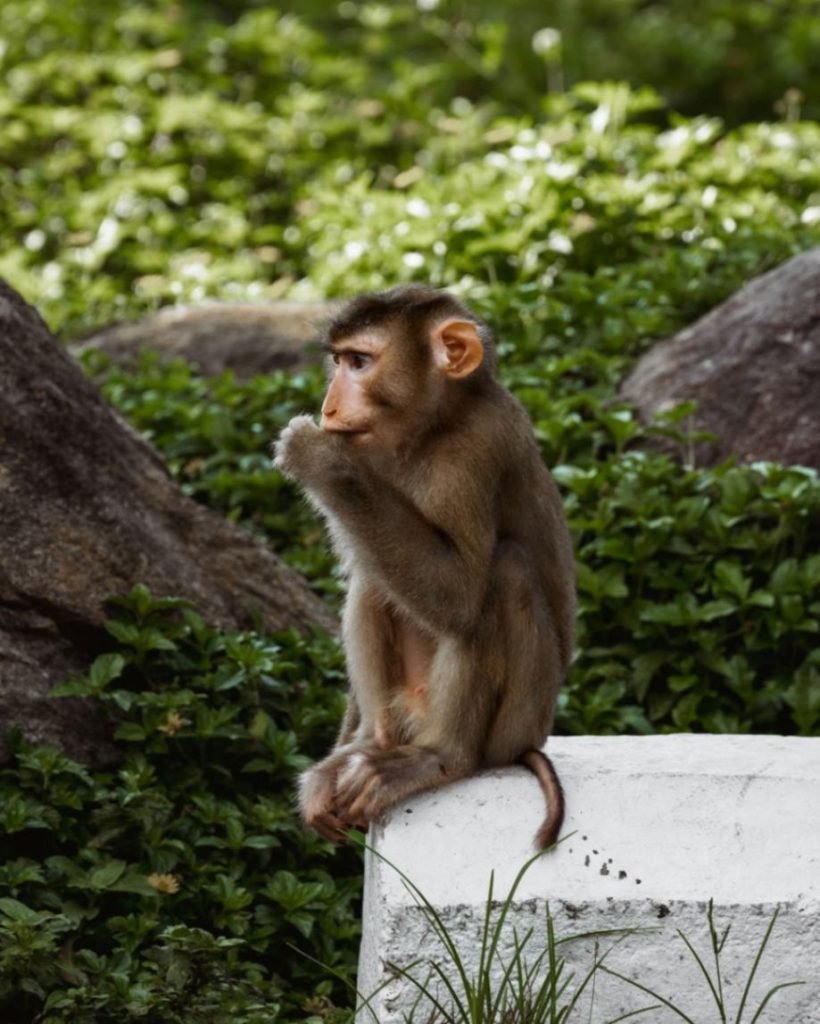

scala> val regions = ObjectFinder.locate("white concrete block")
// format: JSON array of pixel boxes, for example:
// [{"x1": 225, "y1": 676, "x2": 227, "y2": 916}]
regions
[{"x1": 357, "y1": 736, "x2": 820, "y2": 1023}]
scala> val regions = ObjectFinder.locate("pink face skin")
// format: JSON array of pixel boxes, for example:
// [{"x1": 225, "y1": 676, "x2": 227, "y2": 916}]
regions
[{"x1": 320, "y1": 333, "x2": 386, "y2": 442}]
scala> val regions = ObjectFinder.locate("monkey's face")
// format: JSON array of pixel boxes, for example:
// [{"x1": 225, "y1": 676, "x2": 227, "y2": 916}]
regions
[
  {"x1": 322, "y1": 332, "x2": 390, "y2": 446},
  {"x1": 320, "y1": 319, "x2": 485, "y2": 452},
  {"x1": 321, "y1": 331, "x2": 428, "y2": 451}
]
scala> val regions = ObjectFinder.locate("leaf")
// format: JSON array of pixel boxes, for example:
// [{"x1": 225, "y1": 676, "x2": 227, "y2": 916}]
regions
[
  {"x1": 88, "y1": 861, "x2": 128, "y2": 890},
  {"x1": 89, "y1": 653, "x2": 126, "y2": 690},
  {"x1": 136, "y1": 628, "x2": 178, "y2": 652},
  {"x1": 50, "y1": 676, "x2": 94, "y2": 698},
  {"x1": 110, "y1": 873, "x2": 161, "y2": 897},
  {"x1": 105, "y1": 621, "x2": 140, "y2": 644},
  {"x1": 713, "y1": 561, "x2": 750, "y2": 602},
  {"x1": 243, "y1": 835, "x2": 281, "y2": 850},
  {"x1": 770, "y1": 559, "x2": 801, "y2": 594},
  {"x1": 0, "y1": 898, "x2": 39, "y2": 923},
  {"x1": 698, "y1": 599, "x2": 736, "y2": 622},
  {"x1": 114, "y1": 723, "x2": 147, "y2": 742},
  {"x1": 249, "y1": 708, "x2": 272, "y2": 740},
  {"x1": 287, "y1": 910, "x2": 316, "y2": 938}
]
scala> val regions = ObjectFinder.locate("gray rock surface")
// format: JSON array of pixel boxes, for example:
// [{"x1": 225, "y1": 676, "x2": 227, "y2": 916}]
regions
[
  {"x1": 620, "y1": 248, "x2": 820, "y2": 469},
  {"x1": 0, "y1": 281, "x2": 336, "y2": 762},
  {"x1": 72, "y1": 300, "x2": 335, "y2": 378}
]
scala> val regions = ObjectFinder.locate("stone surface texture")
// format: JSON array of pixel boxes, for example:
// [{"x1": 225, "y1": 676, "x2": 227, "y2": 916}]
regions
[
  {"x1": 72, "y1": 300, "x2": 335, "y2": 378},
  {"x1": 358, "y1": 735, "x2": 820, "y2": 1024},
  {"x1": 0, "y1": 281, "x2": 336, "y2": 762},
  {"x1": 620, "y1": 248, "x2": 820, "y2": 470}
]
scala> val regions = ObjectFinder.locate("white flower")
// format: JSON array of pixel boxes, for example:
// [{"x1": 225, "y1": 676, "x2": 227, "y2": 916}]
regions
[{"x1": 532, "y1": 27, "x2": 561, "y2": 56}]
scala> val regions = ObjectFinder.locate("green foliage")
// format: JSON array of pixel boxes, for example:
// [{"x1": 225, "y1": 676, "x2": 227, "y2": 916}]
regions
[
  {"x1": 2, "y1": 2, "x2": 820, "y2": 333},
  {"x1": 563, "y1": 458, "x2": 820, "y2": 736},
  {"x1": 0, "y1": 587, "x2": 359, "y2": 1022},
  {"x1": 294, "y1": 98, "x2": 820, "y2": 315}
]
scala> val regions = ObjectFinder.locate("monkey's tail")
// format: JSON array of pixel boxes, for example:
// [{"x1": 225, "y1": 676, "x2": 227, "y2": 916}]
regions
[{"x1": 520, "y1": 748, "x2": 565, "y2": 850}]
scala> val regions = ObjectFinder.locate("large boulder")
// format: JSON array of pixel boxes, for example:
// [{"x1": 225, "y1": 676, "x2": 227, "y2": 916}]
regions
[
  {"x1": 0, "y1": 281, "x2": 336, "y2": 761},
  {"x1": 620, "y1": 249, "x2": 820, "y2": 469},
  {"x1": 72, "y1": 300, "x2": 335, "y2": 378}
]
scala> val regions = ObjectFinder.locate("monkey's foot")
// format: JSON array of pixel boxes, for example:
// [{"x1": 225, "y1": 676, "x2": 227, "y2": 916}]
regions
[
  {"x1": 335, "y1": 745, "x2": 450, "y2": 822},
  {"x1": 300, "y1": 758, "x2": 368, "y2": 843}
]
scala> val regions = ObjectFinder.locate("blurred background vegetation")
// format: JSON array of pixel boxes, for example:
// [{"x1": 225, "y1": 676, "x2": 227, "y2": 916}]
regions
[
  {"x1": 3, "y1": 0, "x2": 820, "y2": 330},
  {"x1": 1, "y1": 1, "x2": 819, "y2": 1021}
]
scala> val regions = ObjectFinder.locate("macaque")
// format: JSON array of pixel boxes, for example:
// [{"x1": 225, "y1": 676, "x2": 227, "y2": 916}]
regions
[{"x1": 273, "y1": 286, "x2": 575, "y2": 848}]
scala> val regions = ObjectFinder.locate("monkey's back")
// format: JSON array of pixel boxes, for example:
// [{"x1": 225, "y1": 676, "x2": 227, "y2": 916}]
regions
[{"x1": 488, "y1": 385, "x2": 576, "y2": 673}]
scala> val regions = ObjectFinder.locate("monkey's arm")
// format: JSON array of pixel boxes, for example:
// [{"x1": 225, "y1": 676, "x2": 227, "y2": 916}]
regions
[{"x1": 274, "y1": 417, "x2": 495, "y2": 633}]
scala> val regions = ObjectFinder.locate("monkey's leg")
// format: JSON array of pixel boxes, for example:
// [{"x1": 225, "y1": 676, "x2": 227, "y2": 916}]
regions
[
  {"x1": 300, "y1": 747, "x2": 365, "y2": 842},
  {"x1": 300, "y1": 581, "x2": 399, "y2": 842},
  {"x1": 342, "y1": 575, "x2": 400, "y2": 747},
  {"x1": 335, "y1": 634, "x2": 494, "y2": 822},
  {"x1": 482, "y1": 540, "x2": 559, "y2": 762}
]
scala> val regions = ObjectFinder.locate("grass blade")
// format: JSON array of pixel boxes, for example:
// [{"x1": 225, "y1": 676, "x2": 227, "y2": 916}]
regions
[
  {"x1": 605, "y1": 1006, "x2": 663, "y2": 1022},
  {"x1": 746, "y1": 981, "x2": 806, "y2": 1024},
  {"x1": 733, "y1": 906, "x2": 779, "y2": 1024},
  {"x1": 599, "y1": 965, "x2": 699, "y2": 1024},
  {"x1": 675, "y1": 926, "x2": 725, "y2": 1018},
  {"x1": 706, "y1": 900, "x2": 727, "y2": 1020}
]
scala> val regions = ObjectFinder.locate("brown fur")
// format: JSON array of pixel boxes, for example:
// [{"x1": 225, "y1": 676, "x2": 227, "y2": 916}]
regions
[{"x1": 273, "y1": 286, "x2": 575, "y2": 848}]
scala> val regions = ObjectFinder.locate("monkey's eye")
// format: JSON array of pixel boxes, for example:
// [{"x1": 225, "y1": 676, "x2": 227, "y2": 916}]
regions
[{"x1": 347, "y1": 352, "x2": 373, "y2": 372}]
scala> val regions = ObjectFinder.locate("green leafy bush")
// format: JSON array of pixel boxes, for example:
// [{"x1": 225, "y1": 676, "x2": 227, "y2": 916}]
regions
[
  {"x1": 0, "y1": 588, "x2": 359, "y2": 1022},
  {"x1": 3, "y1": 2, "x2": 820, "y2": 332},
  {"x1": 564, "y1": 457, "x2": 820, "y2": 735}
]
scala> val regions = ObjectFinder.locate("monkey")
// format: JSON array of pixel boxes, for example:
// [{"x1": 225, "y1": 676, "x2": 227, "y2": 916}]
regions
[{"x1": 273, "y1": 285, "x2": 575, "y2": 849}]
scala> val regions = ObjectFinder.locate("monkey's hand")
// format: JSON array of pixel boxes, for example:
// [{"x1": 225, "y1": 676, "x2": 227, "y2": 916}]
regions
[
  {"x1": 273, "y1": 414, "x2": 335, "y2": 486},
  {"x1": 274, "y1": 414, "x2": 371, "y2": 498}
]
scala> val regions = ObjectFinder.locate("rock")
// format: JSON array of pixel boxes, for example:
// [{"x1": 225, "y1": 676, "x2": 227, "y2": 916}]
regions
[
  {"x1": 72, "y1": 300, "x2": 336, "y2": 378},
  {"x1": 620, "y1": 249, "x2": 820, "y2": 469},
  {"x1": 0, "y1": 281, "x2": 336, "y2": 762}
]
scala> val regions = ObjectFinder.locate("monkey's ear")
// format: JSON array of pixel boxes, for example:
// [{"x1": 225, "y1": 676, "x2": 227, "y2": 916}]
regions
[{"x1": 431, "y1": 318, "x2": 484, "y2": 379}]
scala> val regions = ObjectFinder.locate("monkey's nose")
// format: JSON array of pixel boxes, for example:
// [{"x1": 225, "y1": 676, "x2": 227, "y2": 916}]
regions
[{"x1": 320, "y1": 403, "x2": 340, "y2": 431}]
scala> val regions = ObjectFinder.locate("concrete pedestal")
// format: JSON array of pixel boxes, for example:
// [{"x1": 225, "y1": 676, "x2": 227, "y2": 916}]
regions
[{"x1": 357, "y1": 735, "x2": 820, "y2": 1023}]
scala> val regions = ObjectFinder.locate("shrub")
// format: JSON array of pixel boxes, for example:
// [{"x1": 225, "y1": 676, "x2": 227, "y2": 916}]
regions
[
  {"x1": 2, "y1": 2, "x2": 820, "y2": 330},
  {"x1": 0, "y1": 588, "x2": 360, "y2": 1022}
]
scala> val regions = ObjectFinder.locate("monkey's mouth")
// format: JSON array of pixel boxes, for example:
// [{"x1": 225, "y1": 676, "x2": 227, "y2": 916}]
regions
[
  {"x1": 323, "y1": 426, "x2": 371, "y2": 438},
  {"x1": 344, "y1": 430, "x2": 373, "y2": 444}
]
